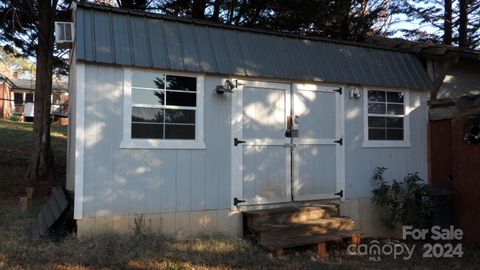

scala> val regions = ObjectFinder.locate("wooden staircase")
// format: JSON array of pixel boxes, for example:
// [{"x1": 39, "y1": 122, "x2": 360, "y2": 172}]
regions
[{"x1": 243, "y1": 204, "x2": 361, "y2": 253}]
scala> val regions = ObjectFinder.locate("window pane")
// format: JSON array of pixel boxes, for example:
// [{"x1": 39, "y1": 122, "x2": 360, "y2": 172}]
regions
[
  {"x1": 132, "y1": 71, "x2": 165, "y2": 89},
  {"x1": 166, "y1": 75, "x2": 196, "y2": 91},
  {"x1": 387, "y1": 92, "x2": 404, "y2": 103},
  {"x1": 166, "y1": 92, "x2": 196, "y2": 106},
  {"x1": 132, "y1": 89, "x2": 164, "y2": 105},
  {"x1": 165, "y1": 124, "x2": 195, "y2": 139},
  {"x1": 132, "y1": 123, "x2": 164, "y2": 139},
  {"x1": 25, "y1": 93, "x2": 34, "y2": 103},
  {"x1": 368, "y1": 102, "x2": 386, "y2": 114},
  {"x1": 386, "y1": 129, "x2": 403, "y2": 140},
  {"x1": 368, "y1": 128, "x2": 385, "y2": 140},
  {"x1": 386, "y1": 117, "x2": 403, "y2": 128},
  {"x1": 165, "y1": 109, "x2": 195, "y2": 124},
  {"x1": 132, "y1": 107, "x2": 164, "y2": 123},
  {"x1": 14, "y1": 93, "x2": 23, "y2": 105},
  {"x1": 368, "y1": 91, "x2": 385, "y2": 102},
  {"x1": 368, "y1": 116, "x2": 385, "y2": 128},
  {"x1": 387, "y1": 104, "x2": 404, "y2": 115}
]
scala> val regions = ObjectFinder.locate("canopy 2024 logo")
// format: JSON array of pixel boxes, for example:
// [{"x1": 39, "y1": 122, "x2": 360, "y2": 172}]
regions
[{"x1": 347, "y1": 226, "x2": 463, "y2": 261}]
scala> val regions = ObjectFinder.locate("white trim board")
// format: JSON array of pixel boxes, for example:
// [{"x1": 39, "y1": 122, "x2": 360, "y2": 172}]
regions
[
  {"x1": 231, "y1": 80, "x2": 346, "y2": 209},
  {"x1": 74, "y1": 63, "x2": 85, "y2": 220},
  {"x1": 362, "y1": 87, "x2": 412, "y2": 148},
  {"x1": 230, "y1": 80, "x2": 292, "y2": 208},
  {"x1": 120, "y1": 68, "x2": 206, "y2": 149}
]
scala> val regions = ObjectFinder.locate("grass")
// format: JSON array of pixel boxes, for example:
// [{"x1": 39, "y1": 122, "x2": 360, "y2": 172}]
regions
[
  {"x1": 0, "y1": 119, "x2": 67, "y2": 200},
  {"x1": 0, "y1": 202, "x2": 331, "y2": 270}
]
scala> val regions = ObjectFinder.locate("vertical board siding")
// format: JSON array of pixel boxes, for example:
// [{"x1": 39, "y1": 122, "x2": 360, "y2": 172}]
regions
[
  {"x1": 79, "y1": 64, "x2": 428, "y2": 217},
  {"x1": 93, "y1": 67, "x2": 115, "y2": 216},
  {"x1": 81, "y1": 65, "x2": 231, "y2": 217},
  {"x1": 343, "y1": 87, "x2": 428, "y2": 198},
  {"x1": 82, "y1": 65, "x2": 97, "y2": 216}
]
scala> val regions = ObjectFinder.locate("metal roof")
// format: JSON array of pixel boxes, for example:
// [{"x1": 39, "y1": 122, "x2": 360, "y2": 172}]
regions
[
  {"x1": 75, "y1": 4, "x2": 432, "y2": 90},
  {"x1": 11, "y1": 78, "x2": 69, "y2": 92}
]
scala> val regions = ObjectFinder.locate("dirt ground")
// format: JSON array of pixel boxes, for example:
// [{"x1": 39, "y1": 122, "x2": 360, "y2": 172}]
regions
[{"x1": 1, "y1": 119, "x2": 479, "y2": 269}]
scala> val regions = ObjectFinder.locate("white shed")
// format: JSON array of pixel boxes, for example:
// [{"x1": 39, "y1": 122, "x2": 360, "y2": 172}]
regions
[{"x1": 67, "y1": 3, "x2": 431, "y2": 238}]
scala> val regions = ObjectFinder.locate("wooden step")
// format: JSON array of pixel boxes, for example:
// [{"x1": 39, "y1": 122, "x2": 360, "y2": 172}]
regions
[
  {"x1": 261, "y1": 230, "x2": 363, "y2": 250},
  {"x1": 244, "y1": 205, "x2": 339, "y2": 228},
  {"x1": 251, "y1": 216, "x2": 355, "y2": 233}
]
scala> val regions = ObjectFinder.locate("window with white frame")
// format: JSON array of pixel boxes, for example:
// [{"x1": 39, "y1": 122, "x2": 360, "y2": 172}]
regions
[
  {"x1": 122, "y1": 70, "x2": 205, "y2": 149},
  {"x1": 366, "y1": 90, "x2": 406, "y2": 141}
]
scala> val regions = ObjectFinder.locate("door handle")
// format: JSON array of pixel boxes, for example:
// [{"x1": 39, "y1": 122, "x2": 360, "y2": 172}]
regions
[{"x1": 234, "y1": 138, "x2": 246, "y2": 146}]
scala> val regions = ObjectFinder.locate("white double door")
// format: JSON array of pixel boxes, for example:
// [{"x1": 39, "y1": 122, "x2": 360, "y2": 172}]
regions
[{"x1": 231, "y1": 80, "x2": 344, "y2": 206}]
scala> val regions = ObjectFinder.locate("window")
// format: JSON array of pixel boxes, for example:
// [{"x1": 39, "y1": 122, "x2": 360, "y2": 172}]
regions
[
  {"x1": 13, "y1": 93, "x2": 23, "y2": 106},
  {"x1": 25, "y1": 93, "x2": 34, "y2": 103},
  {"x1": 121, "y1": 69, "x2": 205, "y2": 149},
  {"x1": 363, "y1": 89, "x2": 411, "y2": 147}
]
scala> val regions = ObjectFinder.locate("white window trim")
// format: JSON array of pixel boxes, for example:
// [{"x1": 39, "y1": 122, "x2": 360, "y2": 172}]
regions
[
  {"x1": 362, "y1": 88, "x2": 411, "y2": 148},
  {"x1": 120, "y1": 68, "x2": 205, "y2": 149}
]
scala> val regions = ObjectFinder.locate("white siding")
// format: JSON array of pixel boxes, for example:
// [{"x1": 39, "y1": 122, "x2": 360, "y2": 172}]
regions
[
  {"x1": 80, "y1": 64, "x2": 231, "y2": 218},
  {"x1": 74, "y1": 64, "x2": 429, "y2": 218},
  {"x1": 343, "y1": 86, "x2": 429, "y2": 198}
]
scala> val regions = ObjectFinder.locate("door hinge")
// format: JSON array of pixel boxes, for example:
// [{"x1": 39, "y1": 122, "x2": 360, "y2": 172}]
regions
[
  {"x1": 233, "y1": 197, "x2": 246, "y2": 206},
  {"x1": 234, "y1": 138, "x2": 246, "y2": 146},
  {"x1": 334, "y1": 190, "x2": 343, "y2": 198},
  {"x1": 333, "y1": 87, "x2": 342, "y2": 95},
  {"x1": 334, "y1": 138, "x2": 343, "y2": 145}
]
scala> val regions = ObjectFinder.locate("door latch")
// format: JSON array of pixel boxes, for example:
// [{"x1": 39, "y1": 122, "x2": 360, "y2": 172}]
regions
[
  {"x1": 233, "y1": 197, "x2": 246, "y2": 206},
  {"x1": 234, "y1": 138, "x2": 246, "y2": 146}
]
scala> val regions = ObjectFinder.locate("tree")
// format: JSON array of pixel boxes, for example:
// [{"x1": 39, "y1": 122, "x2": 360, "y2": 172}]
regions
[
  {"x1": 0, "y1": 46, "x2": 35, "y2": 79},
  {"x1": 444, "y1": 0, "x2": 453, "y2": 44},
  {"x1": 397, "y1": 0, "x2": 480, "y2": 49},
  {"x1": 0, "y1": 1, "x2": 71, "y2": 182},
  {"x1": 148, "y1": 0, "x2": 402, "y2": 42}
]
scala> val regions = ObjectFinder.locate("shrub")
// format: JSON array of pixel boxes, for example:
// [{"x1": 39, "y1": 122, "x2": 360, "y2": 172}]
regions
[
  {"x1": 9, "y1": 114, "x2": 21, "y2": 122},
  {"x1": 371, "y1": 167, "x2": 431, "y2": 229}
]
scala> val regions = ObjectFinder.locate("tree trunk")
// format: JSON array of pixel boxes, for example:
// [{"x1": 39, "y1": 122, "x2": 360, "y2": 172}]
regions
[
  {"x1": 192, "y1": 0, "x2": 207, "y2": 19},
  {"x1": 211, "y1": 0, "x2": 222, "y2": 21},
  {"x1": 459, "y1": 0, "x2": 468, "y2": 47},
  {"x1": 444, "y1": 0, "x2": 453, "y2": 45},
  {"x1": 25, "y1": 0, "x2": 56, "y2": 182}
]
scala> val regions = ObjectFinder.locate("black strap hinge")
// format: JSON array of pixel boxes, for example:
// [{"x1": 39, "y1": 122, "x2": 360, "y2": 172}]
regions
[
  {"x1": 334, "y1": 190, "x2": 343, "y2": 198},
  {"x1": 333, "y1": 87, "x2": 342, "y2": 95},
  {"x1": 334, "y1": 138, "x2": 343, "y2": 145},
  {"x1": 234, "y1": 197, "x2": 246, "y2": 206},
  {"x1": 234, "y1": 138, "x2": 246, "y2": 146}
]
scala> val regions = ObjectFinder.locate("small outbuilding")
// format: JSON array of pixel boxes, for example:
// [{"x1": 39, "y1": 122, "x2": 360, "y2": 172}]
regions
[{"x1": 67, "y1": 3, "x2": 434, "y2": 237}]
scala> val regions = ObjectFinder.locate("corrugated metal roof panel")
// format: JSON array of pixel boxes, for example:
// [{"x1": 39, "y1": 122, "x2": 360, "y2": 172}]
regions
[
  {"x1": 111, "y1": 13, "x2": 133, "y2": 65},
  {"x1": 75, "y1": 5, "x2": 432, "y2": 90}
]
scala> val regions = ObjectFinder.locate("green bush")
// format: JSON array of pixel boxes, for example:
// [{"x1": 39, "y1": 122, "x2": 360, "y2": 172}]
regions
[
  {"x1": 371, "y1": 167, "x2": 431, "y2": 229},
  {"x1": 9, "y1": 114, "x2": 21, "y2": 122}
]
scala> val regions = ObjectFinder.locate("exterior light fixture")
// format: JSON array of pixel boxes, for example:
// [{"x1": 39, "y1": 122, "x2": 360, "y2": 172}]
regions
[{"x1": 215, "y1": 79, "x2": 237, "y2": 94}]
